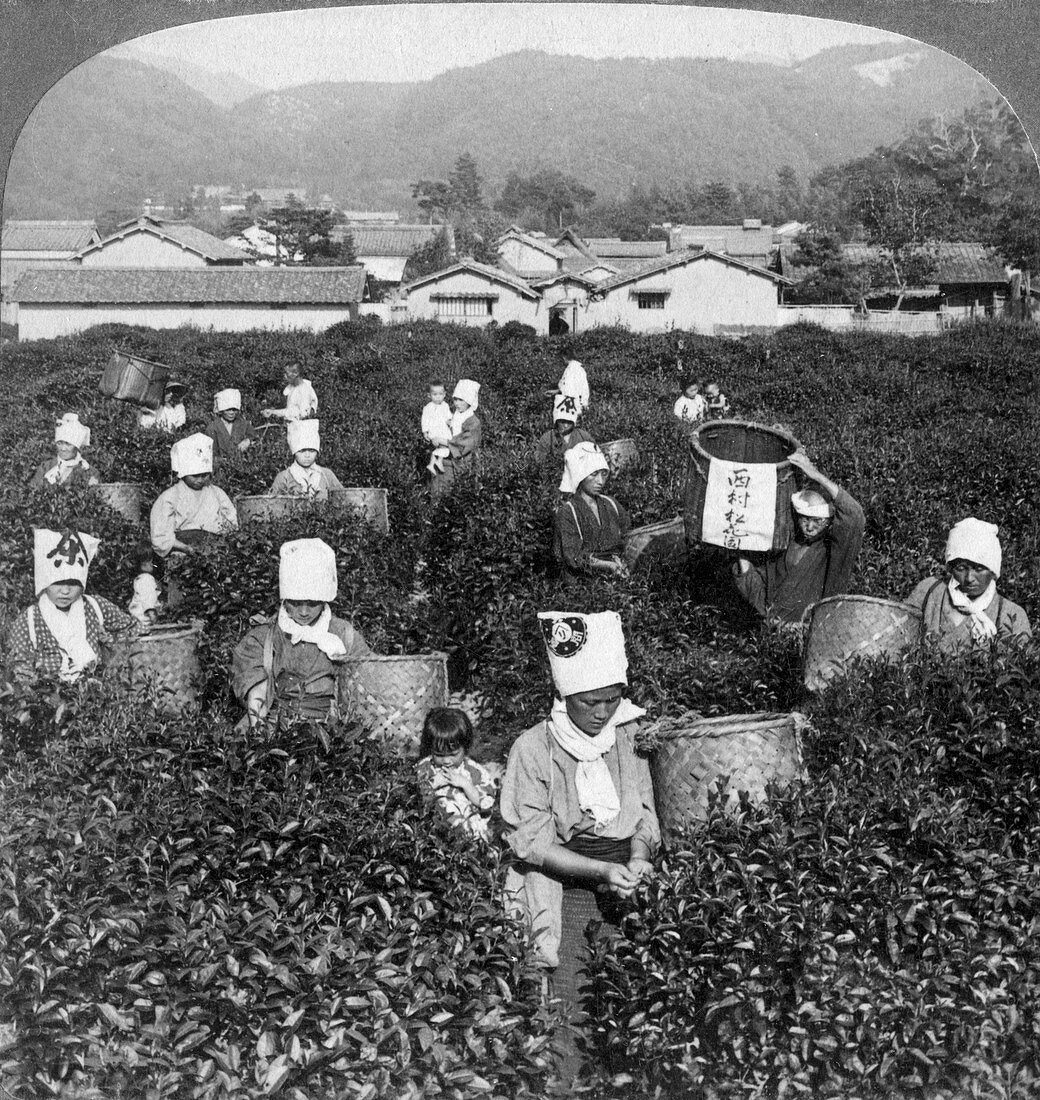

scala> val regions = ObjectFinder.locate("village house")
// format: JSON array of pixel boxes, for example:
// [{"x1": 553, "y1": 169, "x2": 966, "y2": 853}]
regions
[
  {"x1": 584, "y1": 247, "x2": 790, "y2": 334},
  {"x1": 332, "y1": 223, "x2": 453, "y2": 283},
  {"x1": 1, "y1": 219, "x2": 100, "y2": 326},
  {"x1": 668, "y1": 220, "x2": 776, "y2": 270},
  {"x1": 78, "y1": 216, "x2": 251, "y2": 268},
  {"x1": 498, "y1": 228, "x2": 617, "y2": 284},
  {"x1": 400, "y1": 259, "x2": 542, "y2": 328},
  {"x1": 11, "y1": 266, "x2": 366, "y2": 340},
  {"x1": 584, "y1": 238, "x2": 669, "y2": 269}
]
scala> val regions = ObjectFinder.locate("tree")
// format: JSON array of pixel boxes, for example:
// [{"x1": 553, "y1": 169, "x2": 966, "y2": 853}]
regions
[
  {"x1": 455, "y1": 210, "x2": 509, "y2": 266},
  {"x1": 258, "y1": 198, "x2": 336, "y2": 265},
  {"x1": 787, "y1": 228, "x2": 872, "y2": 306},
  {"x1": 403, "y1": 228, "x2": 455, "y2": 281},
  {"x1": 496, "y1": 167, "x2": 596, "y2": 232},
  {"x1": 412, "y1": 179, "x2": 453, "y2": 223},
  {"x1": 448, "y1": 152, "x2": 484, "y2": 214}
]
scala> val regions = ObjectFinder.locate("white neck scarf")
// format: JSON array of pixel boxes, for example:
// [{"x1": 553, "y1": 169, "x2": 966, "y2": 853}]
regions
[
  {"x1": 44, "y1": 455, "x2": 87, "y2": 485},
  {"x1": 37, "y1": 596, "x2": 98, "y2": 680},
  {"x1": 277, "y1": 604, "x2": 347, "y2": 659},
  {"x1": 947, "y1": 579, "x2": 999, "y2": 641},
  {"x1": 449, "y1": 409, "x2": 472, "y2": 437},
  {"x1": 548, "y1": 695, "x2": 645, "y2": 826},
  {"x1": 288, "y1": 461, "x2": 322, "y2": 494}
]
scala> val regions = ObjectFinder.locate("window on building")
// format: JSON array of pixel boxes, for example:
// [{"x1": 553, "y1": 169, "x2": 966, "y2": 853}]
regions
[
  {"x1": 635, "y1": 292, "x2": 668, "y2": 310},
  {"x1": 435, "y1": 296, "x2": 495, "y2": 317}
]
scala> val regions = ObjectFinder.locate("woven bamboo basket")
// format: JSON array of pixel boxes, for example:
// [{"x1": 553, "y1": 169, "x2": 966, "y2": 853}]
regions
[
  {"x1": 601, "y1": 438, "x2": 639, "y2": 475},
  {"x1": 92, "y1": 482, "x2": 143, "y2": 524},
  {"x1": 648, "y1": 711, "x2": 805, "y2": 846},
  {"x1": 339, "y1": 652, "x2": 449, "y2": 747},
  {"x1": 685, "y1": 420, "x2": 801, "y2": 551},
  {"x1": 235, "y1": 494, "x2": 310, "y2": 523},
  {"x1": 803, "y1": 595, "x2": 922, "y2": 691},
  {"x1": 125, "y1": 622, "x2": 203, "y2": 714},
  {"x1": 624, "y1": 515, "x2": 687, "y2": 569},
  {"x1": 329, "y1": 488, "x2": 390, "y2": 535}
]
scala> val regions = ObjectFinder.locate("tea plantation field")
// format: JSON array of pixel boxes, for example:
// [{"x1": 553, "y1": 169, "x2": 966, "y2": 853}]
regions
[{"x1": 0, "y1": 319, "x2": 1038, "y2": 1098}]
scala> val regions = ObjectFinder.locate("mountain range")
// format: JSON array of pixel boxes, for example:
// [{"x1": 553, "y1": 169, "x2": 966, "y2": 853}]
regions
[{"x1": 3, "y1": 43, "x2": 993, "y2": 220}]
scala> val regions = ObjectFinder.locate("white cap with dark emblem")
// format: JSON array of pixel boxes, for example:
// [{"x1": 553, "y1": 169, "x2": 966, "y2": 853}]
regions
[{"x1": 538, "y1": 609, "x2": 628, "y2": 697}]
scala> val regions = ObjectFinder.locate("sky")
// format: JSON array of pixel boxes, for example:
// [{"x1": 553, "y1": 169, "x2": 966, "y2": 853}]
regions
[{"x1": 108, "y1": 3, "x2": 909, "y2": 88}]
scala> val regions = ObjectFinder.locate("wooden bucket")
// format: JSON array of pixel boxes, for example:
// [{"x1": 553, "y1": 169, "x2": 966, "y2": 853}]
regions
[
  {"x1": 235, "y1": 494, "x2": 309, "y2": 523},
  {"x1": 99, "y1": 349, "x2": 171, "y2": 409},
  {"x1": 339, "y1": 652, "x2": 449, "y2": 748},
  {"x1": 92, "y1": 482, "x2": 143, "y2": 524},
  {"x1": 125, "y1": 622, "x2": 202, "y2": 713},
  {"x1": 803, "y1": 595, "x2": 922, "y2": 691},
  {"x1": 648, "y1": 711, "x2": 805, "y2": 846},
  {"x1": 685, "y1": 420, "x2": 801, "y2": 552},
  {"x1": 624, "y1": 515, "x2": 687, "y2": 569},
  {"x1": 601, "y1": 438, "x2": 638, "y2": 475},
  {"x1": 329, "y1": 488, "x2": 390, "y2": 535}
]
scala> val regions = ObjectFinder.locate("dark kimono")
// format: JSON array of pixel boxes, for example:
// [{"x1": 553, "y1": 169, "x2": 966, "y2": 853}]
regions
[
  {"x1": 28, "y1": 458, "x2": 100, "y2": 490},
  {"x1": 552, "y1": 494, "x2": 631, "y2": 582},
  {"x1": 533, "y1": 427, "x2": 595, "y2": 469},
  {"x1": 205, "y1": 415, "x2": 256, "y2": 473},
  {"x1": 430, "y1": 414, "x2": 482, "y2": 502}
]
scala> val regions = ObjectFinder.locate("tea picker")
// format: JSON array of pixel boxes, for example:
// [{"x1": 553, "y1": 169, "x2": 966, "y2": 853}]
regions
[
  {"x1": 903, "y1": 517, "x2": 1032, "y2": 651},
  {"x1": 533, "y1": 394, "x2": 595, "y2": 470},
  {"x1": 29, "y1": 413, "x2": 101, "y2": 489},
  {"x1": 557, "y1": 358, "x2": 590, "y2": 417},
  {"x1": 231, "y1": 538, "x2": 372, "y2": 729},
  {"x1": 552, "y1": 442, "x2": 631, "y2": 582},
  {"x1": 7, "y1": 528, "x2": 137, "y2": 685},
  {"x1": 261, "y1": 362, "x2": 318, "y2": 422},
  {"x1": 267, "y1": 420, "x2": 346, "y2": 501},
  {"x1": 205, "y1": 388, "x2": 256, "y2": 475},
  {"x1": 428, "y1": 379, "x2": 482, "y2": 502}
]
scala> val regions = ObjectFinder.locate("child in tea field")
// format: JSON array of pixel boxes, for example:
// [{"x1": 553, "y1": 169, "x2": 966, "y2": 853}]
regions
[
  {"x1": 429, "y1": 380, "x2": 482, "y2": 501},
  {"x1": 268, "y1": 420, "x2": 345, "y2": 501},
  {"x1": 262, "y1": 363, "x2": 318, "y2": 422},
  {"x1": 29, "y1": 413, "x2": 101, "y2": 490},
  {"x1": 206, "y1": 388, "x2": 255, "y2": 474},
  {"x1": 533, "y1": 394, "x2": 595, "y2": 469},
  {"x1": 553, "y1": 442, "x2": 631, "y2": 582},
  {"x1": 417, "y1": 707, "x2": 502, "y2": 842},
  {"x1": 904, "y1": 518, "x2": 1032, "y2": 652},
  {"x1": 704, "y1": 381, "x2": 730, "y2": 420},
  {"x1": 138, "y1": 382, "x2": 188, "y2": 433},
  {"x1": 127, "y1": 543, "x2": 162, "y2": 625},
  {"x1": 420, "y1": 380, "x2": 454, "y2": 446}
]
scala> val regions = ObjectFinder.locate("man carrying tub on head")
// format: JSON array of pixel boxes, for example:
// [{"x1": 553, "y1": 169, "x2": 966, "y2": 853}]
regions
[{"x1": 731, "y1": 451, "x2": 864, "y2": 625}]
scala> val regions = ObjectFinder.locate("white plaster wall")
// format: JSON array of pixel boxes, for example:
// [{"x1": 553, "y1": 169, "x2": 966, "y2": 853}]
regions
[
  {"x1": 358, "y1": 255, "x2": 408, "y2": 282},
  {"x1": 81, "y1": 233, "x2": 210, "y2": 268},
  {"x1": 17, "y1": 303, "x2": 359, "y2": 340},
  {"x1": 497, "y1": 238, "x2": 559, "y2": 273},
  {"x1": 586, "y1": 259, "x2": 780, "y2": 333},
  {"x1": 405, "y1": 270, "x2": 543, "y2": 329}
]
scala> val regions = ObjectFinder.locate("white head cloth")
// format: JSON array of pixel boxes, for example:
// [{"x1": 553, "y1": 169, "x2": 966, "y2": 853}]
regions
[
  {"x1": 538, "y1": 609, "x2": 628, "y2": 697},
  {"x1": 453, "y1": 379, "x2": 480, "y2": 410},
  {"x1": 553, "y1": 393, "x2": 579, "y2": 424},
  {"x1": 559, "y1": 441, "x2": 609, "y2": 495},
  {"x1": 946, "y1": 517, "x2": 1001, "y2": 577},
  {"x1": 213, "y1": 388, "x2": 241, "y2": 413},
  {"x1": 287, "y1": 418, "x2": 321, "y2": 454},
  {"x1": 170, "y1": 433, "x2": 214, "y2": 477},
  {"x1": 55, "y1": 413, "x2": 90, "y2": 450},
  {"x1": 33, "y1": 527, "x2": 100, "y2": 596},
  {"x1": 791, "y1": 489, "x2": 832, "y2": 519},
  {"x1": 279, "y1": 538, "x2": 338, "y2": 602}
]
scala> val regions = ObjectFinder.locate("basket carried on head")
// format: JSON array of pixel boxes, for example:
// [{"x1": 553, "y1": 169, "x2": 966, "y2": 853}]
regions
[
  {"x1": 121, "y1": 622, "x2": 203, "y2": 714},
  {"x1": 235, "y1": 494, "x2": 310, "y2": 523},
  {"x1": 601, "y1": 438, "x2": 638, "y2": 475},
  {"x1": 647, "y1": 711, "x2": 805, "y2": 846},
  {"x1": 685, "y1": 420, "x2": 801, "y2": 552},
  {"x1": 99, "y1": 349, "x2": 171, "y2": 409},
  {"x1": 624, "y1": 515, "x2": 686, "y2": 570},
  {"x1": 339, "y1": 652, "x2": 449, "y2": 748},
  {"x1": 803, "y1": 595, "x2": 922, "y2": 691},
  {"x1": 329, "y1": 488, "x2": 389, "y2": 535},
  {"x1": 92, "y1": 482, "x2": 143, "y2": 524}
]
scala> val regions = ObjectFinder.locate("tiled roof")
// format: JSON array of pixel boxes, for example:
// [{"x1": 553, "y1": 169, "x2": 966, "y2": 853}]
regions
[
  {"x1": 670, "y1": 224, "x2": 776, "y2": 260},
  {"x1": 11, "y1": 266, "x2": 367, "y2": 304},
  {"x1": 2, "y1": 220, "x2": 99, "y2": 252},
  {"x1": 586, "y1": 239, "x2": 667, "y2": 259},
  {"x1": 333, "y1": 224, "x2": 451, "y2": 257},
  {"x1": 80, "y1": 218, "x2": 250, "y2": 263},
  {"x1": 497, "y1": 229, "x2": 566, "y2": 261},
  {"x1": 593, "y1": 247, "x2": 790, "y2": 294},
  {"x1": 842, "y1": 242, "x2": 1007, "y2": 285},
  {"x1": 402, "y1": 259, "x2": 540, "y2": 299}
]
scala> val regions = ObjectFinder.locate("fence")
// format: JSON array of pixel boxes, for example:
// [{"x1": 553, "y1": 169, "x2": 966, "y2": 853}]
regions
[{"x1": 776, "y1": 305, "x2": 947, "y2": 336}]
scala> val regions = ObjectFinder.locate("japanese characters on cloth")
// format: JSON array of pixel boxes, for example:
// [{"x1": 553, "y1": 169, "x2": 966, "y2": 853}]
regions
[
  {"x1": 55, "y1": 413, "x2": 91, "y2": 450},
  {"x1": 945, "y1": 517, "x2": 1002, "y2": 575},
  {"x1": 701, "y1": 457, "x2": 779, "y2": 552},
  {"x1": 33, "y1": 528, "x2": 103, "y2": 682},
  {"x1": 277, "y1": 538, "x2": 346, "y2": 659},
  {"x1": 170, "y1": 433, "x2": 214, "y2": 477},
  {"x1": 558, "y1": 440, "x2": 609, "y2": 495},
  {"x1": 538, "y1": 609, "x2": 628, "y2": 696},
  {"x1": 213, "y1": 388, "x2": 241, "y2": 413},
  {"x1": 552, "y1": 393, "x2": 579, "y2": 424},
  {"x1": 450, "y1": 379, "x2": 480, "y2": 436},
  {"x1": 287, "y1": 418, "x2": 321, "y2": 454}
]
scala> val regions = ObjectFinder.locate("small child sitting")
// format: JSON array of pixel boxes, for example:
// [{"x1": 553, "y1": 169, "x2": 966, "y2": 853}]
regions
[
  {"x1": 268, "y1": 420, "x2": 345, "y2": 501},
  {"x1": 421, "y1": 380, "x2": 453, "y2": 446},
  {"x1": 416, "y1": 707, "x2": 502, "y2": 841},
  {"x1": 127, "y1": 543, "x2": 162, "y2": 625},
  {"x1": 673, "y1": 379, "x2": 706, "y2": 424}
]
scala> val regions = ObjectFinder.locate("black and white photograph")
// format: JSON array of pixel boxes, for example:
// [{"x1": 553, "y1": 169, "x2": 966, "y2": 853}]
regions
[{"x1": 0, "y1": 0, "x2": 1039, "y2": 1095}]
